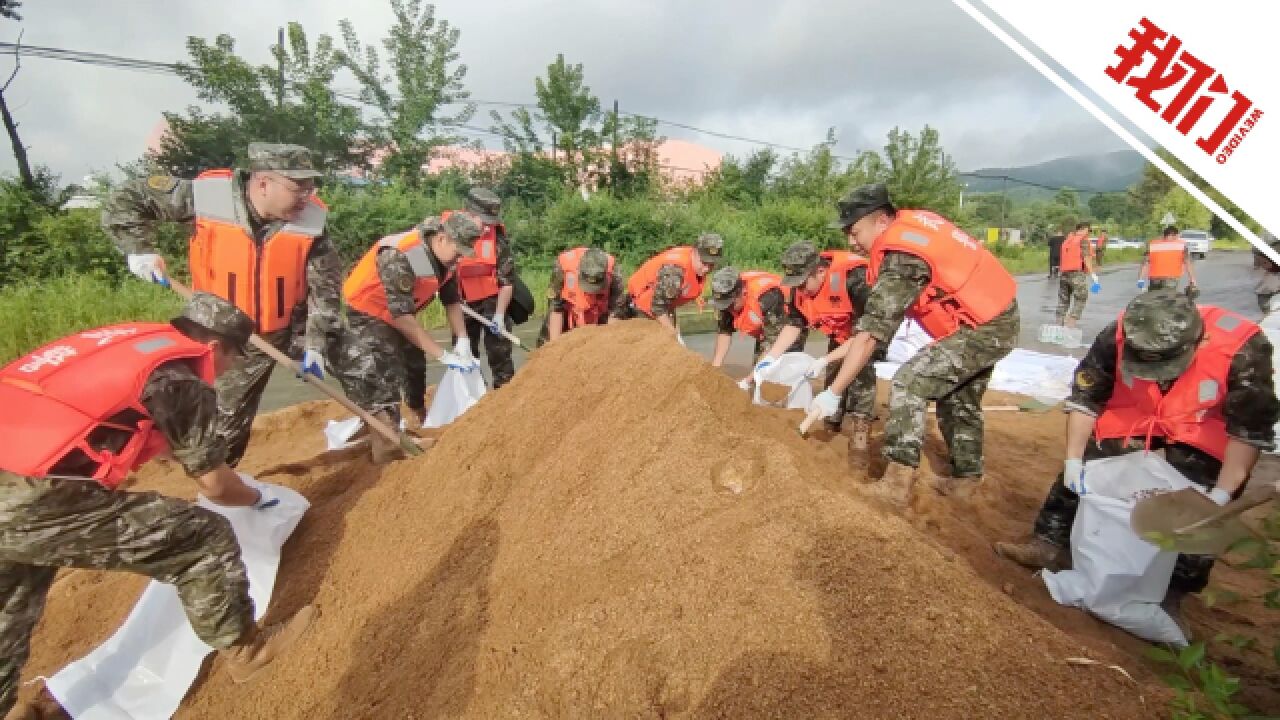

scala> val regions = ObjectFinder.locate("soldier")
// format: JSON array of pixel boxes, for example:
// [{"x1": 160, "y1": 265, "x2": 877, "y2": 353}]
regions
[
  {"x1": 102, "y1": 142, "x2": 342, "y2": 475},
  {"x1": 337, "y1": 215, "x2": 484, "y2": 459},
  {"x1": 0, "y1": 294, "x2": 315, "y2": 719},
  {"x1": 707, "y1": 265, "x2": 806, "y2": 379},
  {"x1": 538, "y1": 246, "x2": 627, "y2": 346},
  {"x1": 1138, "y1": 226, "x2": 1198, "y2": 294},
  {"x1": 1251, "y1": 231, "x2": 1280, "y2": 315},
  {"x1": 995, "y1": 292, "x2": 1278, "y2": 627},
  {"x1": 445, "y1": 188, "x2": 519, "y2": 389},
  {"x1": 809, "y1": 184, "x2": 1020, "y2": 503},
  {"x1": 1047, "y1": 229, "x2": 1065, "y2": 278},
  {"x1": 756, "y1": 244, "x2": 881, "y2": 449},
  {"x1": 625, "y1": 233, "x2": 724, "y2": 334},
  {"x1": 1056, "y1": 222, "x2": 1095, "y2": 329}
]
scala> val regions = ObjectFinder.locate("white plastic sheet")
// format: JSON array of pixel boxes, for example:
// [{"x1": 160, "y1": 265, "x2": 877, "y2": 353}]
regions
[
  {"x1": 1041, "y1": 452, "x2": 1195, "y2": 646},
  {"x1": 875, "y1": 345, "x2": 1078, "y2": 403},
  {"x1": 423, "y1": 368, "x2": 487, "y2": 428},
  {"x1": 751, "y1": 352, "x2": 815, "y2": 409},
  {"x1": 46, "y1": 476, "x2": 309, "y2": 719}
]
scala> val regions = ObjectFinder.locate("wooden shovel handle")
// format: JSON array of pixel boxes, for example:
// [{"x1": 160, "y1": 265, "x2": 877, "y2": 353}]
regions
[{"x1": 169, "y1": 280, "x2": 417, "y2": 454}]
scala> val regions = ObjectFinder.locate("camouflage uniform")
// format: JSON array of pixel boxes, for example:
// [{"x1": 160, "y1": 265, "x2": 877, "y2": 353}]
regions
[
  {"x1": 452, "y1": 188, "x2": 518, "y2": 389},
  {"x1": 859, "y1": 252, "x2": 1020, "y2": 477},
  {"x1": 624, "y1": 234, "x2": 724, "y2": 321},
  {"x1": 778, "y1": 250, "x2": 881, "y2": 424},
  {"x1": 101, "y1": 143, "x2": 343, "y2": 466},
  {"x1": 0, "y1": 295, "x2": 258, "y2": 715},
  {"x1": 536, "y1": 249, "x2": 628, "y2": 347},
  {"x1": 1252, "y1": 232, "x2": 1280, "y2": 314},
  {"x1": 335, "y1": 216, "x2": 478, "y2": 423},
  {"x1": 1030, "y1": 296, "x2": 1278, "y2": 594},
  {"x1": 711, "y1": 276, "x2": 806, "y2": 358},
  {"x1": 1056, "y1": 271, "x2": 1090, "y2": 324}
]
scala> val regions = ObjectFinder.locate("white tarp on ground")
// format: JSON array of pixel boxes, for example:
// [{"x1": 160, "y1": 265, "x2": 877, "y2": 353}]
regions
[
  {"x1": 46, "y1": 477, "x2": 309, "y2": 720},
  {"x1": 876, "y1": 319, "x2": 1079, "y2": 402},
  {"x1": 1041, "y1": 453, "x2": 1194, "y2": 646}
]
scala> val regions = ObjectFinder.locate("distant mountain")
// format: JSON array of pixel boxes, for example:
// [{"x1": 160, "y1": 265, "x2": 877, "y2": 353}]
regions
[{"x1": 961, "y1": 150, "x2": 1145, "y2": 201}]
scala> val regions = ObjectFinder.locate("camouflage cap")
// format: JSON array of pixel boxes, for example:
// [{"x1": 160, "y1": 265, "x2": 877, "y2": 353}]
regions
[
  {"x1": 441, "y1": 213, "x2": 482, "y2": 258},
  {"x1": 247, "y1": 142, "x2": 322, "y2": 180},
  {"x1": 577, "y1": 248, "x2": 611, "y2": 294},
  {"x1": 465, "y1": 187, "x2": 502, "y2": 224},
  {"x1": 1121, "y1": 291, "x2": 1203, "y2": 382},
  {"x1": 696, "y1": 232, "x2": 725, "y2": 266},
  {"x1": 779, "y1": 241, "x2": 822, "y2": 287},
  {"x1": 831, "y1": 183, "x2": 894, "y2": 229},
  {"x1": 172, "y1": 292, "x2": 255, "y2": 355},
  {"x1": 709, "y1": 266, "x2": 744, "y2": 311}
]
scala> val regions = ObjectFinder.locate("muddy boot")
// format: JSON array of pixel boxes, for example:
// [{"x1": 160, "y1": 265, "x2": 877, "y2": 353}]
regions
[
  {"x1": 220, "y1": 605, "x2": 317, "y2": 684},
  {"x1": 862, "y1": 461, "x2": 915, "y2": 508},
  {"x1": 932, "y1": 474, "x2": 983, "y2": 497},
  {"x1": 407, "y1": 405, "x2": 427, "y2": 429},
  {"x1": 847, "y1": 418, "x2": 872, "y2": 468},
  {"x1": 994, "y1": 537, "x2": 1065, "y2": 571},
  {"x1": 369, "y1": 411, "x2": 407, "y2": 465}
]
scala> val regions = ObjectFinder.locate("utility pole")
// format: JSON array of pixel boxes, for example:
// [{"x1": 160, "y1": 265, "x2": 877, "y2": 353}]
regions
[
  {"x1": 999, "y1": 175, "x2": 1008, "y2": 242},
  {"x1": 276, "y1": 27, "x2": 285, "y2": 141},
  {"x1": 551, "y1": 131, "x2": 557, "y2": 162}
]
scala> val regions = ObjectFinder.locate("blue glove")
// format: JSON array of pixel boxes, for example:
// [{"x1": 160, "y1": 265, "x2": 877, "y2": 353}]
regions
[
  {"x1": 1089, "y1": 274, "x2": 1101, "y2": 294},
  {"x1": 1137, "y1": 279, "x2": 1147, "y2": 290},
  {"x1": 298, "y1": 349, "x2": 324, "y2": 381},
  {"x1": 252, "y1": 489, "x2": 280, "y2": 510}
]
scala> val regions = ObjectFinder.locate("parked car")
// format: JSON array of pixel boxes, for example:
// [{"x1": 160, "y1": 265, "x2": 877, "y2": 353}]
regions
[
  {"x1": 1107, "y1": 237, "x2": 1143, "y2": 250},
  {"x1": 1180, "y1": 229, "x2": 1213, "y2": 258}
]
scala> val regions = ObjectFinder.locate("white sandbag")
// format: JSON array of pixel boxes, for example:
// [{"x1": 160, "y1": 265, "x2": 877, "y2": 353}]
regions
[
  {"x1": 423, "y1": 368, "x2": 487, "y2": 428},
  {"x1": 323, "y1": 416, "x2": 409, "y2": 452},
  {"x1": 46, "y1": 476, "x2": 309, "y2": 720},
  {"x1": 886, "y1": 318, "x2": 931, "y2": 364},
  {"x1": 875, "y1": 347, "x2": 1079, "y2": 402},
  {"x1": 1042, "y1": 452, "x2": 1195, "y2": 646},
  {"x1": 751, "y1": 352, "x2": 814, "y2": 409}
]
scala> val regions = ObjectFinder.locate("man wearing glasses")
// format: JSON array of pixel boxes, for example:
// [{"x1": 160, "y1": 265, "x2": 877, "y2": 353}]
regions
[{"x1": 102, "y1": 142, "x2": 343, "y2": 476}]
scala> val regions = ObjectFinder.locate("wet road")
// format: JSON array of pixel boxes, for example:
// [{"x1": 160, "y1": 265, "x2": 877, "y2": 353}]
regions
[{"x1": 258, "y1": 251, "x2": 1260, "y2": 412}]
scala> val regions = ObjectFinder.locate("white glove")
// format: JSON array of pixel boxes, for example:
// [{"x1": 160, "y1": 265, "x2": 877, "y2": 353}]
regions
[
  {"x1": 752, "y1": 355, "x2": 779, "y2": 385},
  {"x1": 804, "y1": 357, "x2": 828, "y2": 380},
  {"x1": 251, "y1": 488, "x2": 280, "y2": 510},
  {"x1": 1205, "y1": 487, "x2": 1232, "y2": 506},
  {"x1": 810, "y1": 389, "x2": 840, "y2": 418},
  {"x1": 487, "y1": 313, "x2": 505, "y2": 335},
  {"x1": 439, "y1": 351, "x2": 473, "y2": 372},
  {"x1": 127, "y1": 253, "x2": 169, "y2": 287},
  {"x1": 736, "y1": 377, "x2": 752, "y2": 391},
  {"x1": 1063, "y1": 458, "x2": 1086, "y2": 495},
  {"x1": 453, "y1": 337, "x2": 471, "y2": 356},
  {"x1": 676, "y1": 332, "x2": 686, "y2": 348}
]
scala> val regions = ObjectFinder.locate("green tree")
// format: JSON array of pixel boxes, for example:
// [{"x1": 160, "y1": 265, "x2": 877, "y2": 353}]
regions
[
  {"x1": 868, "y1": 125, "x2": 961, "y2": 213},
  {"x1": 1053, "y1": 187, "x2": 1080, "y2": 211},
  {"x1": 154, "y1": 24, "x2": 367, "y2": 174},
  {"x1": 1087, "y1": 191, "x2": 1134, "y2": 226},
  {"x1": 339, "y1": 0, "x2": 474, "y2": 185},
  {"x1": 1151, "y1": 186, "x2": 1212, "y2": 231}
]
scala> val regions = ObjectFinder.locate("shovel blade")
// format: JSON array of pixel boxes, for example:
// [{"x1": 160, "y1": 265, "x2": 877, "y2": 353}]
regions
[{"x1": 1130, "y1": 488, "x2": 1254, "y2": 555}]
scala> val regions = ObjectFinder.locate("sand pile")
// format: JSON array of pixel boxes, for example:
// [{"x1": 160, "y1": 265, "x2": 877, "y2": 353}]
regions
[{"x1": 21, "y1": 320, "x2": 1203, "y2": 717}]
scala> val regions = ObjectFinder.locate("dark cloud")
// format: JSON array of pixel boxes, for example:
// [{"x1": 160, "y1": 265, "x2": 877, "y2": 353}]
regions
[{"x1": 0, "y1": 0, "x2": 1122, "y2": 181}]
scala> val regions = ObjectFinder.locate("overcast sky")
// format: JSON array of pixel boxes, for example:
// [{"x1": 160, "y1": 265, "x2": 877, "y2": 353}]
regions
[{"x1": 0, "y1": 0, "x2": 1128, "y2": 183}]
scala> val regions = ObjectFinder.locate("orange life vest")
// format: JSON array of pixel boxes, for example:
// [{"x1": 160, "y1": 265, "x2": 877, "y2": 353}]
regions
[
  {"x1": 1147, "y1": 238, "x2": 1186, "y2": 279},
  {"x1": 0, "y1": 323, "x2": 215, "y2": 489},
  {"x1": 1060, "y1": 231, "x2": 1086, "y2": 272},
  {"x1": 343, "y1": 227, "x2": 452, "y2": 324},
  {"x1": 791, "y1": 251, "x2": 868, "y2": 343},
  {"x1": 730, "y1": 272, "x2": 789, "y2": 339},
  {"x1": 1097, "y1": 232, "x2": 1108, "y2": 249},
  {"x1": 867, "y1": 209, "x2": 1017, "y2": 341},
  {"x1": 557, "y1": 247, "x2": 616, "y2": 330},
  {"x1": 444, "y1": 209, "x2": 505, "y2": 302},
  {"x1": 188, "y1": 169, "x2": 326, "y2": 334},
  {"x1": 1095, "y1": 306, "x2": 1257, "y2": 461},
  {"x1": 626, "y1": 247, "x2": 708, "y2": 317}
]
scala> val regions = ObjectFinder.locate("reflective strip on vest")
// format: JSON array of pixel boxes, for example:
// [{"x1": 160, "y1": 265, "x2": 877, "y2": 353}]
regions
[{"x1": 193, "y1": 176, "x2": 243, "y2": 227}]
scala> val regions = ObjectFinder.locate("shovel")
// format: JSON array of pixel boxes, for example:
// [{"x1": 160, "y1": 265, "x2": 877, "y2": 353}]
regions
[
  {"x1": 169, "y1": 280, "x2": 423, "y2": 457},
  {"x1": 461, "y1": 304, "x2": 528, "y2": 350},
  {"x1": 1130, "y1": 488, "x2": 1273, "y2": 555}
]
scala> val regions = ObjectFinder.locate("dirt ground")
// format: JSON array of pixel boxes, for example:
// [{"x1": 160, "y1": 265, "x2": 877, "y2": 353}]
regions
[{"x1": 16, "y1": 320, "x2": 1280, "y2": 718}]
